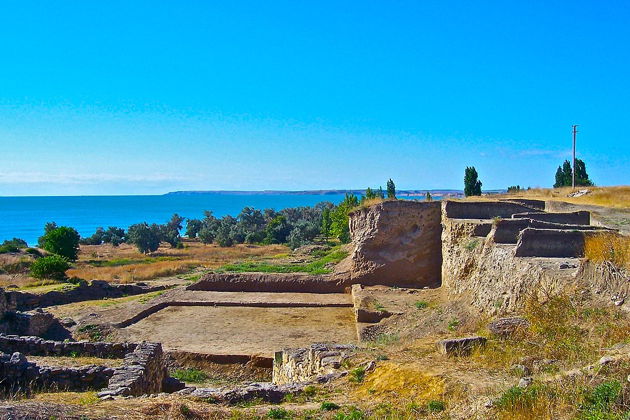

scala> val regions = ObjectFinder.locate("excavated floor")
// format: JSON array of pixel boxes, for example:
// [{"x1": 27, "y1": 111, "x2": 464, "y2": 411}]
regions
[{"x1": 115, "y1": 305, "x2": 357, "y2": 356}]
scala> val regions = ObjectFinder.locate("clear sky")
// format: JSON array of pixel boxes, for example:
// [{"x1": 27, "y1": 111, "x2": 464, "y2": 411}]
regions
[{"x1": 1, "y1": 1, "x2": 628, "y2": 195}]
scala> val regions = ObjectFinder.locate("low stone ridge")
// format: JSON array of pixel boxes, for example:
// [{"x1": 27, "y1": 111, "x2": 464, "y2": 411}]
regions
[
  {"x1": 0, "y1": 351, "x2": 114, "y2": 394},
  {"x1": 0, "y1": 334, "x2": 136, "y2": 358},
  {"x1": 188, "y1": 273, "x2": 346, "y2": 294},
  {"x1": 490, "y1": 218, "x2": 609, "y2": 244},
  {"x1": 443, "y1": 200, "x2": 541, "y2": 220},
  {"x1": 437, "y1": 336, "x2": 487, "y2": 356},
  {"x1": 99, "y1": 342, "x2": 183, "y2": 398},
  {"x1": 512, "y1": 210, "x2": 590, "y2": 226},
  {"x1": 498, "y1": 199, "x2": 546, "y2": 211},
  {"x1": 351, "y1": 284, "x2": 396, "y2": 323},
  {"x1": 488, "y1": 317, "x2": 530, "y2": 337},
  {"x1": 515, "y1": 228, "x2": 589, "y2": 258},
  {"x1": 179, "y1": 381, "x2": 309, "y2": 404},
  {"x1": 273, "y1": 343, "x2": 354, "y2": 385},
  {"x1": 348, "y1": 200, "x2": 442, "y2": 288},
  {"x1": 6, "y1": 281, "x2": 167, "y2": 311}
]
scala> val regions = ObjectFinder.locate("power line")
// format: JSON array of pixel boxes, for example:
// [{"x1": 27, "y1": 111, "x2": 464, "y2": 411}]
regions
[{"x1": 572, "y1": 124, "x2": 578, "y2": 189}]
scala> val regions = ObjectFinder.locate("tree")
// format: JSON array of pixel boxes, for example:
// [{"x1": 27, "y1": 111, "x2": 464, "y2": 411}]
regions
[
  {"x1": 330, "y1": 193, "x2": 359, "y2": 243},
  {"x1": 507, "y1": 185, "x2": 522, "y2": 193},
  {"x1": 185, "y1": 219, "x2": 203, "y2": 238},
  {"x1": 38, "y1": 222, "x2": 58, "y2": 247},
  {"x1": 426, "y1": 191, "x2": 432, "y2": 202},
  {"x1": 38, "y1": 226, "x2": 80, "y2": 261},
  {"x1": 264, "y1": 215, "x2": 291, "y2": 244},
  {"x1": 386, "y1": 179, "x2": 396, "y2": 199},
  {"x1": 464, "y1": 167, "x2": 482, "y2": 196},
  {"x1": 127, "y1": 223, "x2": 161, "y2": 254},
  {"x1": 321, "y1": 207, "x2": 332, "y2": 238},
  {"x1": 158, "y1": 214, "x2": 184, "y2": 248},
  {"x1": 553, "y1": 159, "x2": 593, "y2": 187}
]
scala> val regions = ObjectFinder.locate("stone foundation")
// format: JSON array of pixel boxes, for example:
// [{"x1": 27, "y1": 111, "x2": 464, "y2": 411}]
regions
[{"x1": 272, "y1": 343, "x2": 354, "y2": 385}]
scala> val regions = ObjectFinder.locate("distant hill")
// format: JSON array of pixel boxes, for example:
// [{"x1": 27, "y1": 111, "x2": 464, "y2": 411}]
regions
[{"x1": 165, "y1": 189, "x2": 472, "y2": 197}]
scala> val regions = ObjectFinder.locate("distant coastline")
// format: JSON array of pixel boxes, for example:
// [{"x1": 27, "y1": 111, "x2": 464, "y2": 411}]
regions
[{"x1": 165, "y1": 189, "x2": 476, "y2": 197}]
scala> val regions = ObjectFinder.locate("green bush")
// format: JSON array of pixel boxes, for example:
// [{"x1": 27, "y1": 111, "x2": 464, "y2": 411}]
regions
[
  {"x1": 321, "y1": 402, "x2": 341, "y2": 411},
  {"x1": 38, "y1": 226, "x2": 80, "y2": 261},
  {"x1": 29, "y1": 255, "x2": 70, "y2": 280},
  {"x1": 349, "y1": 367, "x2": 366, "y2": 383},
  {"x1": 414, "y1": 301, "x2": 429, "y2": 309},
  {"x1": 426, "y1": 400, "x2": 446, "y2": 412}
]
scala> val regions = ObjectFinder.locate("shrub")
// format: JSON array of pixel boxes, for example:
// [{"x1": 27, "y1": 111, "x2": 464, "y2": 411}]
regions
[
  {"x1": 30, "y1": 255, "x2": 70, "y2": 280},
  {"x1": 580, "y1": 380, "x2": 622, "y2": 417},
  {"x1": 447, "y1": 318, "x2": 460, "y2": 331},
  {"x1": 0, "y1": 238, "x2": 28, "y2": 253},
  {"x1": 426, "y1": 400, "x2": 446, "y2": 412},
  {"x1": 321, "y1": 402, "x2": 340, "y2": 411},
  {"x1": 267, "y1": 407, "x2": 290, "y2": 419},
  {"x1": 414, "y1": 301, "x2": 429, "y2": 309},
  {"x1": 38, "y1": 226, "x2": 80, "y2": 261},
  {"x1": 349, "y1": 367, "x2": 366, "y2": 383}
]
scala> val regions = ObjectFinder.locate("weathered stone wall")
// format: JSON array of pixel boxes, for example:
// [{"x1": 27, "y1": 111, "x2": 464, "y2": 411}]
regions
[
  {"x1": 272, "y1": 343, "x2": 354, "y2": 385},
  {"x1": 441, "y1": 218, "x2": 583, "y2": 314},
  {"x1": 7, "y1": 281, "x2": 167, "y2": 311},
  {"x1": 442, "y1": 200, "x2": 540, "y2": 219},
  {"x1": 512, "y1": 210, "x2": 590, "y2": 225},
  {"x1": 99, "y1": 342, "x2": 177, "y2": 398},
  {"x1": 490, "y1": 219, "x2": 610, "y2": 244},
  {"x1": 189, "y1": 273, "x2": 346, "y2": 293},
  {"x1": 514, "y1": 228, "x2": 589, "y2": 258},
  {"x1": 0, "y1": 334, "x2": 136, "y2": 358},
  {"x1": 0, "y1": 352, "x2": 114, "y2": 394},
  {"x1": 348, "y1": 200, "x2": 442, "y2": 288},
  {"x1": 498, "y1": 198, "x2": 546, "y2": 211}
]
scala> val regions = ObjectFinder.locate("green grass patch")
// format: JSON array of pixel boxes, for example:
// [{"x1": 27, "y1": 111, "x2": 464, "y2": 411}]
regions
[
  {"x1": 219, "y1": 247, "x2": 348, "y2": 275},
  {"x1": 86, "y1": 256, "x2": 177, "y2": 267},
  {"x1": 414, "y1": 301, "x2": 429, "y2": 309},
  {"x1": 171, "y1": 368, "x2": 209, "y2": 383}
]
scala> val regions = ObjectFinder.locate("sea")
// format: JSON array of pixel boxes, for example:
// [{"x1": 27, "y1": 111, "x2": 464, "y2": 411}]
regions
[{"x1": 0, "y1": 193, "x2": 357, "y2": 246}]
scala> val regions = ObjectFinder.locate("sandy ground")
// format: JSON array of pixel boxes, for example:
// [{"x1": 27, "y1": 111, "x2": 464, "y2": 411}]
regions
[{"x1": 116, "y1": 305, "x2": 357, "y2": 356}]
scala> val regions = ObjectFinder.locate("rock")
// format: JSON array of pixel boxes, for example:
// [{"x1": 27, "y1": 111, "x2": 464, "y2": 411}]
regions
[
  {"x1": 518, "y1": 377, "x2": 533, "y2": 388},
  {"x1": 437, "y1": 336, "x2": 487, "y2": 356},
  {"x1": 599, "y1": 356, "x2": 615, "y2": 366},
  {"x1": 510, "y1": 364, "x2": 531, "y2": 376},
  {"x1": 60, "y1": 318, "x2": 76, "y2": 327},
  {"x1": 488, "y1": 317, "x2": 529, "y2": 337}
]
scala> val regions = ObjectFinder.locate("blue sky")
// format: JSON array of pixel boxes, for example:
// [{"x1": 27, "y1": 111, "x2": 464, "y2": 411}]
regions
[{"x1": 1, "y1": 1, "x2": 628, "y2": 195}]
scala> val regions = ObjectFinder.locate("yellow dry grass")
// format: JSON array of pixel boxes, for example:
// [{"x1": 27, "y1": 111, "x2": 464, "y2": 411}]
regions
[
  {"x1": 355, "y1": 361, "x2": 445, "y2": 404},
  {"x1": 502, "y1": 185, "x2": 630, "y2": 208},
  {"x1": 584, "y1": 232, "x2": 630, "y2": 270},
  {"x1": 32, "y1": 391, "x2": 100, "y2": 406},
  {"x1": 67, "y1": 241, "x2": 288, "y2": 283}
]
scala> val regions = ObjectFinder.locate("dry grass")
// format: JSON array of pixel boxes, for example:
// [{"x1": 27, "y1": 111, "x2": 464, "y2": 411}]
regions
[
  {"x1": 28, "y1": 355, "x2": 123, "y2": 368},
  {"x1": 584, "y1": 232, "x2": 630, "y2": 270},
  {"x1": 501, "y1": 185, "x2": 630, "y2": 209},
  {"x1": 472, "y1": 294, "x2": 630, "y2": 371},
  {"x1": 31, "y1": 391, "x2": 100, "y2": 406},
  {"x1": 66, "y1": 240, "x2": 288, "y2": 283}
]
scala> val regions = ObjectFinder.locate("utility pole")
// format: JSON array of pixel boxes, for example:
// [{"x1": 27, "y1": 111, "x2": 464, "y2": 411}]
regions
[{"x1": 572, "y1": 124, "x2": 578, "y2": 189}]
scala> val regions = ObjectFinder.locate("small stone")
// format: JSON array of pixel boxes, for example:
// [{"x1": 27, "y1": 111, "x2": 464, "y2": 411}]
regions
[
  {"x1": 614, "y1": 299, "x2": 624, "y2": 306},
  {"x1": 599, "y1": 356, "x2": 615, "y2": 365},
  {"x1": 437, "y1": 336, "x2": 487, "y2": 356},
  {"x1": 488, "y1": 317, "x2": 529, "y2": 337},
  {"x1": 484, "y1": 399, "x2": 494, "y2": 408},
  {"x1": 510, "y1": 364, "x2": 531, "y2": 376},
  {"x1": 518, "y1": 377, "x2": 533, "y2": 388}
]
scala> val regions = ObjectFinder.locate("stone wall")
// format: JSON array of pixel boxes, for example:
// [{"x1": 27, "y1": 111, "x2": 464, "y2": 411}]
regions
[
  {"x1": 98, "y1": 342, "x2": 180, "y2": 398},
  {"x1": 348, "y1": 200, "x2": 442, "y2": 288},
  {"x1": 0, "y1": 352, "x2": 114, "y2": 394},
  {"x1": 514, "y1": 228, "x2": 588, "y2": 258},
  {"x1": 0, "y1": 334, "x2": 136, "y2": 358},
  {"x1": 442, "y1": 200, "x2": 540, "y2": 219},
  {"x1": 7, "y1": 281, "x2": 167, "y2": 311},
  {"x1": 498, "y1": 198, "x2": 546, "y2": 211},
  {"x1": 189, "y1": 273, "x2": 346, "y2": 293},
  {"x1": 490, "y1": 219, "x2": 610, "y2": 244},
  {"x1": 441, "y1": 218, "x2": 583, "y2": 314},
  {"x1": 272, "y1": 343, "x2": 354, "y2": 385},
  {"x1": 512, "y1": 210, "x2": 590, "y2": 225}
]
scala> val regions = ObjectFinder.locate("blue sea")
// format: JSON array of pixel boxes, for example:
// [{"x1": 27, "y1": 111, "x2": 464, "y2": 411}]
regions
[{"x1": 0, "y1": 194, "x2": 352, "y2": 246}]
